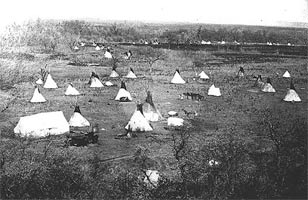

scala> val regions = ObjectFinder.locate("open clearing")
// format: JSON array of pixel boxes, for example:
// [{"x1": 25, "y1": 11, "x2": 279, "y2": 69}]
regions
[{"x1": 0, "y1": 44, "x2": 307, "y2": 199}]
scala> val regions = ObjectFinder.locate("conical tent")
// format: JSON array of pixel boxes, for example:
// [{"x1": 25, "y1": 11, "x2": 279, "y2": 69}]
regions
[
  {"x1": 90, "y1": 77, "x2": 104, "y2": 88},
  {"x1": 284, "y1": 80, "x2": 301, "y2": 102},
  {"x1": 36, "y1": 78, "x2": 43, "y2": 85},
  {"x1": 110, "y1": 69, "x2": 119, "y2": 78},
  {"x1": 65, "y1": 83, "x2": 80, "y2": 95},
  {"x1": 254, "y1": 75, "x2": 264, "y2": 88},
  {"x1": 14, "y1": 111, "x2": 69, "y2": 137},
  {"x1": 262, "y1": 78, "x2": 276, "y2": 93},
  {"x1": 143, "y1": 91, "x2": 163, "y2": 122},
  {"x1": 44, "y1": 74, "x2": 58, "y2": 89},
  {"x1": 171, "y1": 70, "x2": 185, "y2": 84},
  {"x1": 125, "y1": 103, "x2": 153, "y2": 132},
  {"x1": 104, "y1": 49, "x2": 112, "y2": 58},
  {"x1": 115, "y1": 81, "x2": 132, "y2": 101},
  {"x1": 208, "y1": 84, "x2": 221, "y2": 96},
  {"x1": 199, "y1": 71, "x2": 209, "y2": 79},
  {"x1": 30, "y1": 86, "x2": 46, "y2": 103},
  {"x1": 95, "y1": 46, "x2": 101, "y2": 51},
  {"x1": 69, "y1": 106, "x2": 90, "y2": 127},
  {"x1": 283, "y1": 71, "x2": 291, "y2": 78},
  {"x1": 126, "y1": 68, "x2": 137, "y2": 79},
  {"x1": 237, "y1": 67, "x2": 245, "y2": 77}
]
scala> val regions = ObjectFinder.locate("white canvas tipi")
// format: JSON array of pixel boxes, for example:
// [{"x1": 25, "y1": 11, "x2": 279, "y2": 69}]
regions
[
  {"x1": 237, "y1": 67, "x2": 245, "y2": 77},
  {"x1": 283, "y1": 71, "x2": 291, "y2": 78},
  {"x1": 115, "y1": 81, "x2": 132, "y2": 101},
  {"x1": 14, "y1": 111, "x2": 69, "y2": 137},
  {"x1": 65, "y1": 83, "x2": 80, "y2": 95},
  {"x1": 125, "y1": 103, "x2": 153, "y2": 132},
  {"x1": 171, "y1": 69, "x2": 185, "y2": 84},
  {"x1": 126, "y1": 68, "x2": 137, "y2": 79},
  {"x1": 110, "y1": 68, "x2": 119, "y2": 78},
  {"x1": 69, "y1": 105, "x2": 90, "y2": 127},
  {"x1": 143, "y1": 91, "x2": 163, "y2": 122},
  {"x1": 44, "y1": 73, "x2": 58, "y2": 89},
  {"x1": 104, "y1": 48, "x2": 112, "y2": 59},
  {"x1": 208, "y1": 84, "x2": 221, "y2": 96},
  {"x1": 36, "y1": 78, "x2": 43, "y2": 85},
  {"x1": 283, "y1": 80, "x2": 301, "y2": 102},
  {"x1": 89, "y1": 72, "x2": 104, "y2": 88},
  {"x1": 95, "y1": 46, "x2": 101, "y2": 51},
  {"x1": 30, "y1": 86, "x2": 46, "y2": 103},
  {"x1": 254, "y1": 75, "x2": 265, "y2": 88},
  {"x1": 262, "y1": 78, "x2": 276, "y2": 93},
  {"x1": 199, "y1": 71, "x2": 209, "y2": 79}
]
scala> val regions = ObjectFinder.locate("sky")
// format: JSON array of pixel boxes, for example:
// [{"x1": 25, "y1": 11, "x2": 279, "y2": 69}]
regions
[{"x1": 0, "y1": 0, "x2": 307, "y2": 29}]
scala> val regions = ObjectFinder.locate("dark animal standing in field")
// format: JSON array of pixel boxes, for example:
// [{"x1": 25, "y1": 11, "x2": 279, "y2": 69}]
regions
[
  {"x1": 182, "y1": 109, "x2": 198, "y2": 117},
  {"x1": 182, "y1": 92, "x2": 205, "y2": 101}
]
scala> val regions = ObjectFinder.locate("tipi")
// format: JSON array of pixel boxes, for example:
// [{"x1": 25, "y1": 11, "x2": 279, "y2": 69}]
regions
[
  {"x1": 43, "y1": 73, "x2": 58, "y2": 89},
  {"x1": 104, "y1": 48, "x2": 112, "y2": 59},
  {"x1": 199, "y1": 71, "x2": 209, "y2": 79},
  {"x1": 110, "y1": 67, "x2": 120, "y2": 78},
  {"x1": 142, "y1": 91, "x2": 163, "y2": 122},
  {"x1": 283, "y1": 71, "x2": 291, "y2": 78},
  {"x1": 171, "y1": 69, "x2": 185, "y2": 84},
  {"x1": 254, "y1": 75, "x2": 265, "y2": 88},
  {"x1": 36, "y1": 78, "x2": 43, "y2": 85},
  {"x1": 69, "y1": 105, "x2": 90, "y2": 127},
  {"x1": 237, "y1": 67, "x2": 245, "y2": 77},
  {"x1": 125, "y1": 103, "x2": 153, "y2": 132},
  {"x1": 208, "y1": 84, "x2": 221, "y2": 96},
  {"x1": 283, "y1": 80, "x2": 301, "y2": 102},
  {"x1": 89, "y1": 72, "x2": 104, "y2": 88},
  {"x1": 14, "y1": 111, "x2": 69, "y2": 137},
  {"x1": 30, "y1": 86, "x2": 46, "y2": 103},
  {"x1": 65, "y1": 83, "x2": 80, "y2": 95},
  {"x1": 124, "y1": 50, "x2": 132, "y2": 60},
  {"x1": 95, "y1": 45, "x2": 101, "y2": 51},
  {"x1": 125, "y1": 68, "x2": 137, "y2": 79},
  {"x1": 115, "y1": 81, "x2": 132, "y2": 102},
  {"x1": 262, "y1": 78, "x2": 276, "y2": 93}
]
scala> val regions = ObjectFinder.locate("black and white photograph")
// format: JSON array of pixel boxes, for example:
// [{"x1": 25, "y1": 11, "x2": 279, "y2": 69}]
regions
[{"x1": 0, "y1": 0, "x2": 307, "y2": 199}]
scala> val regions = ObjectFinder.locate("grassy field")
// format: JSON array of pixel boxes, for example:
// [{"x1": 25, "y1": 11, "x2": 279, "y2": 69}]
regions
[{"x1": 0, "y1": 45, "x2": 307, "y2": 199}]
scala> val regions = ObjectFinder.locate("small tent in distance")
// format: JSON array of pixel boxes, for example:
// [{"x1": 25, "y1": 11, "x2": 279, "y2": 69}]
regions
[
  {"x1": 43, "y1": 73, "x2": 58, "y2": 89},
  {"x1": 65, "y1": 83, "x2": 80, "y2": 96},
  {"x1": 30, "y1": 86, "x2": 46, "y2": 103},
  {"x1": 125, "y1": 68, "x2": 137, "y2": 79},
  {"x1": 262, "y1": 78, "x2": 276, "y2": 93},
  {"x1": 283, "y1": 80, "x2": 301, "y2": 102},
  {"x1": 171, "y1": 69, "x2": 185, "y2": 84},
  {"x1": 115, "y1": 81, "x2": 132, "y2": 102},
  {"x1": 69, "y1": 105, "x2": 90, "y2": 127},
  {"x1": 89, "y1": 72, "x2": 104, "y2": 88}
]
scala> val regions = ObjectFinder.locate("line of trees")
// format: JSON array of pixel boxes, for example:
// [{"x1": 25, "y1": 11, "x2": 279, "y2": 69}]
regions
[{"x1": 0, "y1": 19, "x2": 306, "y2": 53}]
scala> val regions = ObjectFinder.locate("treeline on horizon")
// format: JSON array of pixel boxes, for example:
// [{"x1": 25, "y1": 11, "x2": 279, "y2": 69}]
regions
[{"x1": 0, "y1": 19, "x2": 307, "y2": 52}]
